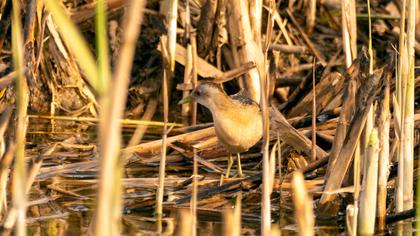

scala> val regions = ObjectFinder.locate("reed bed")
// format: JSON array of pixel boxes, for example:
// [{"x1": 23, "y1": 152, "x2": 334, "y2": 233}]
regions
[{"x1": 0, "y1": 0, "x2": 418, "y2": 235}]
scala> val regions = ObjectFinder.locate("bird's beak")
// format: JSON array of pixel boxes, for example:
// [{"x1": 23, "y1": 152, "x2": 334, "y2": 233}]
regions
[{"x1": 178, "y1": 95, "x2": 193, "y2": 105}]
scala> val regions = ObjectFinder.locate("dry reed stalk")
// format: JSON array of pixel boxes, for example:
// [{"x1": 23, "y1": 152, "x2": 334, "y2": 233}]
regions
[
  {"x1": 166, "y1": 0, "x2": 178, "y2": 72},
  {"x1": 249, "y1": 0, "x2": 262, "y2": 46},
  {"x1": 319, "y1": 67, "x2": 382, "y2": 211},
  {"x1": 341, "y1": 0, "x2": 357, "y2": 67},
  {"x1": 222, "y1": 195, "x2": 241, "y2": 236},
  {"x1": 177, "y1": 209, "x2": 192, "y2": 236},
  {"x1": 181, "y1": 43, "x2": 193, "y2": 125},
  {"x1": 156, "y1": 36, "x2": 170, "y2": 218},
  {"x1": 361, "y1": 105, "x2": 374, "y2": 184},
  {"x1": 291, "y1": 171, "x2": 314, "y2": 236},
  {"x1": 95, "y1": 1, "x2": 146, "y2": 235},
  {"x1": 226, "y1": 0, "x2": 263, "y2": 102},
  {"x1": 10, "y1": 0, "x2": 28, "y2": 235},
  {"x1": 311, "y1": 60, "x2": 316, "y2": 161},
  {"x1": 351, "y1": 142, "x2": 361, "y2": 234},
  {"x1": 181, "y1": 0, "x2": 192, "y2": 125},
  {"x1": 196, "y1": 0, "x2": 217, "y2": 57},
  {"x1": 190, "y1": 35, "x2": 198, "y2": 125},
  {"x1": 0, "y1": 143, "x2": 15, "y2": 218},
  {"x1": 306, "y1": 0, "x2": 316, "y2": 35},
  {"x1": 357, "y1": 128, "x2": 379, "y2": 235},
  {"x1": 191, "y1": 148, "x2": 198, "y2": 236},
  {"x1": 402, "y1": 0, "x2": 416, "y2": 211},
  {"x1": 345, "y1": 204, "x2": 356, "y2": 236},
  {"x1": 395, "y1": 0, "x2": 407, "y2": 213},
  {"x1": 377, "y1": 75, "x2": 390, "y2": 231}
]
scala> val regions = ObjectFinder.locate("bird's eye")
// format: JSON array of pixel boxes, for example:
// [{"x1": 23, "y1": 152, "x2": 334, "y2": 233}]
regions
[{"x1": 195, "y1": 90, "x2": 201, "y2": 96}]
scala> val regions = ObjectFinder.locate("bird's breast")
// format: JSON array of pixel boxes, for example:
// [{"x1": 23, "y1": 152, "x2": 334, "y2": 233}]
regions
[{"x1": 213, "y1": 109, "x2": 263, "y2": 153}]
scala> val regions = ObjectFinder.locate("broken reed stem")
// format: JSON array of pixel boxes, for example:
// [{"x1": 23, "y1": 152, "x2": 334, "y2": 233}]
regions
[
  {"x1": 357, "y1": 128, "x2": 378, "y2": 235},
  {"x1": 167, "y1": 0, "x2": 178, "y2": 72},
  {"x1": 95, "y1": 1, "x2": 146, "y2": 235},
  {"x1": 291, "y1": 171, "x2": 314, "y2": 236},
  {"x1": 191, "y1": 148, "x2": 198, "y2": 236},
  {"x1": 341, "y1": 0, "x2": 357, "y2": 67}
]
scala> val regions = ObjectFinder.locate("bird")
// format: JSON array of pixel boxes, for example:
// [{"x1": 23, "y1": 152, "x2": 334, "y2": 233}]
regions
[{"x1": 179, "y1": 82, "x2": 263, "y2": 178}]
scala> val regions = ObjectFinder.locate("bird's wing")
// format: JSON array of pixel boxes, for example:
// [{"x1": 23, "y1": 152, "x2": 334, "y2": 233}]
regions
[{"x1": 230, "y1": 90, "x2": 259, "y2": 106}]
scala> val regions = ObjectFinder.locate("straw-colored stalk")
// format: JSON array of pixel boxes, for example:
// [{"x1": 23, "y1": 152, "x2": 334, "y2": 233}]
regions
[
  {"x1": 181, "y1": 44, "x2": 193, "y2": 125},
  {"x1": 345, "y1": 204, "x2": 356, "y2": 236},
  {"x1": 96, "y1": 0, "x2": 111, "y2": 93},
  {"x1": 222, "y1": 193, "x2": 241, "y2": 236},
  {"x1": 191, "y1": 149, "x2": 198, "y2": 236},
  {"x1": 11, "y1": 0, "x2": 28, "y2": 235},
  {"x1": 177, "y1": 209, "x2": 193, "y2": 236},
  {"x1": 377, "y1": 77, "x2": 390, "y2": 231},
  {"x1": 311, "y1": 60, "x2": 316, "y2": 161},
  {"x1": 351, "y1": 142, "x2": 360, "y2": 235},
  {"x1": 156, "y1": 36, "x2": 171, "y2": 217},
  {"x1": 191, "y1": 36, "x2": 198, "y2": 125},
  {"x1": 306, "y1": 0, "x2": 316, "y2": 35},
  {"x1": 395, "y1": 0, "x2": 407, "y2": 214},
  {"x1": 402, "y1": 0, "x2": 415, "y2": 211},
  {"x1": 357, "y1": 128, "x2": 378, "y2": 235},
  {"x1": 361, "y1": 105, "x2": 374, "y2": 183},
  {"x1": 341, "y1": 0, "x2": 357, "y2": 67},
  {"x1": 166, "y1": 0, "x2": 178, "y2": 72},
  {"x1": 226, "y1": 0, "x2": 263, "y2": 102},
  {"x1": 366, "y1": 0, "x2": 374, "y2": 74},
  {"x1": 291, "y1": 171, "x2": 314, "y2": 236},
  {"x1": 249, "y1": 0, "x2": 262, "y2": 46},
  {"x1": 95, "y1": 1, "x2": 146, "y2": 235}
]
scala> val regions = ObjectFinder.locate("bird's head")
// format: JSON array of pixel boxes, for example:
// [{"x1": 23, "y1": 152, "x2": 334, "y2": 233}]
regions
[{"x1": 178, "y1": 82, "x2": 227, "y2": 110}]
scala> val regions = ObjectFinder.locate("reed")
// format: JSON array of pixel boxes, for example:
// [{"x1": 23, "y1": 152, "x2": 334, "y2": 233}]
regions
[
  {"x1": 95, "y1": 1, "x2": 146, "y2": 235},
  {"x1": 357, "y1": 128, "x2": 378, "y2": 234},
  {"x1": 292, "y1": 171, "x2": 314, "y2": 236},
  {"x1": 11, "y1": 0, "x2": 28, "y2": 235}
]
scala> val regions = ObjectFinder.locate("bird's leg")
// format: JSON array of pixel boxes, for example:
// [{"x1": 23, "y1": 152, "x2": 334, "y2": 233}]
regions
[
  {"x1": 226, "y1": 153, "x2": 233, "y2": 178},
  {"x1": 237, "y1": 153, "x2": 243, "y2": 177}
]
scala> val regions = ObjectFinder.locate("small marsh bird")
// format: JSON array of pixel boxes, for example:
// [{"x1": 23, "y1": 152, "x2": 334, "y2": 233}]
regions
[{"x1": 179, "y1": 82, "x2": 263, "y2": 178}]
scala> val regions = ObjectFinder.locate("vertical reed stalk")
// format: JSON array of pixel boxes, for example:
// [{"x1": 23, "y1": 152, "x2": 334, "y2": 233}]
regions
[
  {"x1": 351, "y1": 143, "x2": 360, "y2": 235},
  {"x1": 306, "y1": 0, "x2": 316, "y2": 34},
  {"x1": 191, "y1": 148, "x2": 198, "y2": 236},
  {"x1": 341, "y1": 0, "x2": 357, "y2": 67},
  {"x1": 95, "y1": 1, "x2": 146, "y2": 235},
  {"x1": 402, "y1": 0, "x2": 415, "y2": 211},
  {"x1": 181, "y1": 0, "x2": 192, "y2": 125},
  {"x1": 357, "y1": 128, "x2": 379, "y2": 235},
  {"x1": 291, "y1": 171, "x2": 314, "y2": 236},
  {"x1": 11, "y1": 0, "x2": 28, "y2": 235},
  {"x1": 191, "y1": 35, "x2": 198, "y2": 125},
  {"x1": 156, "y1": 55, "x2": 169, "y2": 218},
  {"x1": 311, "y1": 60, "x2": 316, "y2": 161},
  {"x1": 377, "y1": 76, "x2": 390, "y2": 231}
]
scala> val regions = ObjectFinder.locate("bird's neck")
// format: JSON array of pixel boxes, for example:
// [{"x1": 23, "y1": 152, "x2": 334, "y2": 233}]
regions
[{"x1": 209, "y1": 93, "x2": 234, "y2": 113}]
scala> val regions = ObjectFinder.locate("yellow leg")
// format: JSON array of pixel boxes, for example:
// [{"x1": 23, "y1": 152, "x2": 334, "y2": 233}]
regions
[
  {"x1": 226, "y1": 153, "x2": 233, "y2": 178},
  {"x1": 237, "y1": 153, "x2": 243, "y2": 177}
]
